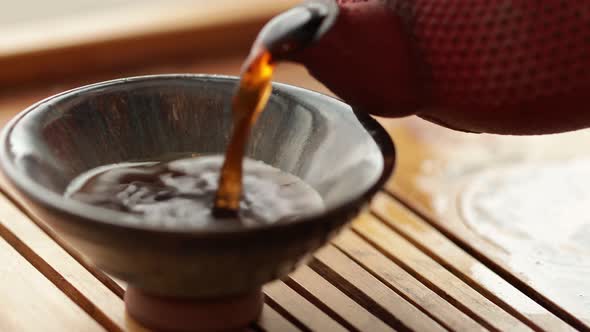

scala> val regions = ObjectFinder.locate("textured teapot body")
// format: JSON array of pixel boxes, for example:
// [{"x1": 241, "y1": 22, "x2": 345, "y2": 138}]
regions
[{"x1": 299, "y1": 0, "x2": 590, "y2": 134}]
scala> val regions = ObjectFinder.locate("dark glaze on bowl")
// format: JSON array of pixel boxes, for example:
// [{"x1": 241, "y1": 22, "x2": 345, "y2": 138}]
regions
[{"x1": 0, "y1": 75, "x2": 395, "y2": 298}]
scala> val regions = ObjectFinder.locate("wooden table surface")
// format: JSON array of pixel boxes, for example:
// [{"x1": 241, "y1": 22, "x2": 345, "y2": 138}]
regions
[{"x1": 0, "y1": 54, "x2": 589, "y2": 331}]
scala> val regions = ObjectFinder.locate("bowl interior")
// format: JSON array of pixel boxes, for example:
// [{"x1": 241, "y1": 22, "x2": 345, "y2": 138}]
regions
[{"x1": 2, "y1": 75, "x2": 394, "y2": 229}]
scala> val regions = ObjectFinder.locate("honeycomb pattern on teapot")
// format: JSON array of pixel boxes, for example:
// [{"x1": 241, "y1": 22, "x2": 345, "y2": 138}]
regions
[{"x1": 387, "y1": 0, "x2": 590, "y2": 107}]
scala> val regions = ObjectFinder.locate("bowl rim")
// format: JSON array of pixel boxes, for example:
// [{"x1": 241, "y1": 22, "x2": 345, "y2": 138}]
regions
[{"x1": 0, "y1": 74, "x2": 395, "y2": 237}]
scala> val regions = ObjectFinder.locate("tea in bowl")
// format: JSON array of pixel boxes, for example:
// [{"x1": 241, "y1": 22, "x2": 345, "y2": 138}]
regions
[{"x1": 0, "y1": 74, "x2": 394, "y2": 331}]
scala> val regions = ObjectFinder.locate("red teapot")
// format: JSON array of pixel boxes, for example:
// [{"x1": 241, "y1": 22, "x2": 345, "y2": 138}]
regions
[{"x1": 280, "y1": 0, "x2": 590, "y2": 135}]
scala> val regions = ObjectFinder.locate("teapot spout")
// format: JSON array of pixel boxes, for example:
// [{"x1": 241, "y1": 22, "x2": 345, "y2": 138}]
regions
[
  {"x1": 292, "y1": 0, "x2": 422, "y2": 118},
  {"x1": 254, "y1": 0, "x2": 339, "y2": 62}
]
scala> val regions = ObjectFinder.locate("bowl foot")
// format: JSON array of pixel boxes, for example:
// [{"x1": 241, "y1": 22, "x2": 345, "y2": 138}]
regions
[{"x1": 125, "y1": 287, "x2": 263, "y2": 332}]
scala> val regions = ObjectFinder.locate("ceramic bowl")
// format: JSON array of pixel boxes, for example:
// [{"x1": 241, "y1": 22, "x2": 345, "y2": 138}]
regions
[{"x1": 0, "y1": 74, "x2": 395, "y2": 299}]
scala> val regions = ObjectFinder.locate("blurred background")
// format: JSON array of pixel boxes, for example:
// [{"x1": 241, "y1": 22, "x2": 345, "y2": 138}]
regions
[
  {"x1": 0, "y1": 0, "x2": 311, "y2": 91},
  {"x1": 3, "y1": 1, "x2": 151, "y2": 26}
]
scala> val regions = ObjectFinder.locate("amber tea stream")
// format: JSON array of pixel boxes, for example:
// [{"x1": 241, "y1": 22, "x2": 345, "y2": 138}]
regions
[
  {"x1": 213, "y1": 49, "x2": 274, "y2": 216},
  {"x1": 213, "y1": 1, "x2": 337, "y2": 217}
]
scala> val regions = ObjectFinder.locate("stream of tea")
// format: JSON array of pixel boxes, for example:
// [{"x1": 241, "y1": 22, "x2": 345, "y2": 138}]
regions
[
  {"x1": 213, "y1": 49, "x2": 274, "y2": 217},
  {"x1": 214, "y1": 2, "x2": 335, "y2": 217},
  {"x1": 66, "y1": 2, "x2": 336, "y2": 228}
]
